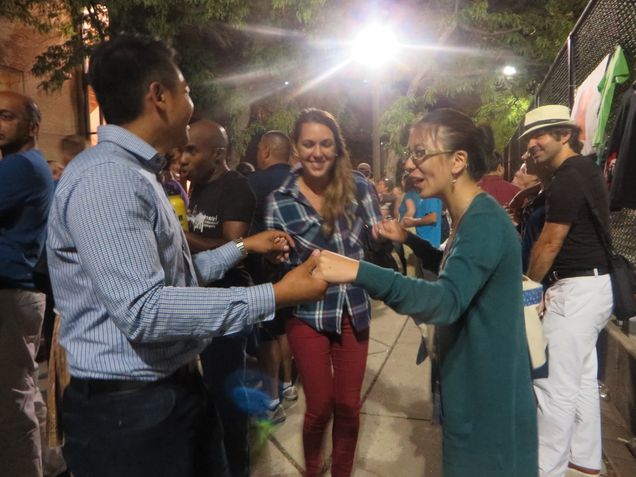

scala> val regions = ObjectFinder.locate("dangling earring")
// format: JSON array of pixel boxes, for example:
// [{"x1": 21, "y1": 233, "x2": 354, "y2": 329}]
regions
[{"x1": 451, "y1": 176, "x2": 457, "y2": 191}]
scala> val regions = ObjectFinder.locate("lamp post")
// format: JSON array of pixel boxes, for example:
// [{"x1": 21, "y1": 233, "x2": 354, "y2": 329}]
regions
[
  {"x1": 352, "y1": 24, "x2": 398, "y2": 180},
  {"x1": 371, "y1": 80, "x2": 381, "y2": 180}
]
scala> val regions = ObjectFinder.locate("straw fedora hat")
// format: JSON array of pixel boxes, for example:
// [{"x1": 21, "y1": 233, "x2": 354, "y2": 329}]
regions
[{"x1": 520, "y1": 104, "x2": 577, "y2": 139}]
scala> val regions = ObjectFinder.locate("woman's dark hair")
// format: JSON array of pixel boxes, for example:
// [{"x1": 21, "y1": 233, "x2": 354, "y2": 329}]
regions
[
  {"x1": 290, "y1": 108, "x2": 355, "y2": 235},
  {"x1": 89, "y1": 34, "x2": 179, "y2": 125},
  {"x1": 412, "y1": 108, "x2": 489, "y2": 181}
]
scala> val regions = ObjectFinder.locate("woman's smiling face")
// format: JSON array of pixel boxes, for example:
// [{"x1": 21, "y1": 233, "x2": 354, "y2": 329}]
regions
[{"x1": 297, "y1": 121, "x2": 338, "y2": 182}]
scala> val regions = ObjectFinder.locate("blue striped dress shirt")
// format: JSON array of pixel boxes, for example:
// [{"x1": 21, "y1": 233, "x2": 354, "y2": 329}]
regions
[
  {"x1": 265, "y1": 168, "x2": 382, "y2": 333},
  {"x1": 47, "y1": 125, "x2": 275, "y2": 380}
]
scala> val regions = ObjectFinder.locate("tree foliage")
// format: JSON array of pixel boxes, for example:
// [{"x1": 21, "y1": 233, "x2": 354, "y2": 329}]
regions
[
  {"x1": 2, "y1": 0, "x2": 587, "y2": 159},
  {"x1": 1, "y1": 0, "x2": 326, "y2": 157},
  {"x1": 377, "y1": 0, "x2": 588, "y2": 160}
]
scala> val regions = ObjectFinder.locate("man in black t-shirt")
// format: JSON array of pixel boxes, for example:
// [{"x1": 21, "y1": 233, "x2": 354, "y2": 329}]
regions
[
  {"x1": 180, "y1": 119, "x2": 255, "y2": 477},
  {"x1": 246, "y1": 131, "x2": 296, "y2": 423},
  {"x1": 524, "y1": 105, "x2": 613, "y2": 477}
]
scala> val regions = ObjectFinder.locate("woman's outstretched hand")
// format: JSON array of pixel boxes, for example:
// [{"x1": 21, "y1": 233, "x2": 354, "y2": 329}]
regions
[
  {"x1": 376, "y1": 219, "x2": 408, "y2": 243},
  {"x1": 311, "y1": 249, "x2": 360, "y2": 284}
]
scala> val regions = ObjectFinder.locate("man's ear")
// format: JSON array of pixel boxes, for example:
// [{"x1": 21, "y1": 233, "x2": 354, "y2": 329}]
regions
[
  {"x1": 213, "y1": 147, "x2": 227, "y2": 164},
  {"x1": 28, "y1": 121, "x2": 39, "y2": 140},
  {"x1": 148, "y1": 81, "x2": 168, "y2": 112},
  {"x1": 560, "y1": 130, "x2": 572, "y2": 145}
]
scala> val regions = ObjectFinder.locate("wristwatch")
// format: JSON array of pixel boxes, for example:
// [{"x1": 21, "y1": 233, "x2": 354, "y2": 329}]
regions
[{"x1": 233, "y1": 238, "x2": 248, "y2": 258}]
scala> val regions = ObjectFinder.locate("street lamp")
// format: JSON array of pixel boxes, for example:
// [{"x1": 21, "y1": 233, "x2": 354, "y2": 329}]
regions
[
  {"x1": 352, "y1": 24, "x2": 399, "y2": 180},
  {"x1": 352, "y1": 24, "x2": 398, "y2": 68},
  {"x1": 502, "y1": 65, "x2": 517, "y2": 77}
]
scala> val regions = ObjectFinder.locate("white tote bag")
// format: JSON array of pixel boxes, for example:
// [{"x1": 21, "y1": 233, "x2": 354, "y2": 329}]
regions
[{"x1": 523, "y1": 276, "x2": 547, "y2": 374}]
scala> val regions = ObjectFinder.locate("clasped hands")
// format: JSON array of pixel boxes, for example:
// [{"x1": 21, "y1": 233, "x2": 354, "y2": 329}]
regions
[
  {"x1": 257, "y1": 219, "x2": 406, "y2": 307},
  {"x1": 311, "y1": 218, "x2": 407, "y2": 284},
  {"x1": 248, "y1": 230, "x2": 328, "y2": 307}
]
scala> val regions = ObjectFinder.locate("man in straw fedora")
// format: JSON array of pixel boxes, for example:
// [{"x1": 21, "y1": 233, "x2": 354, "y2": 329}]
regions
[{"x1": 524, "y1": 104, "x2": 613, "y2": 477}]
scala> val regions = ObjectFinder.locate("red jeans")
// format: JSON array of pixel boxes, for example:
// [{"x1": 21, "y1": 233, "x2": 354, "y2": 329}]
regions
[{"x1": 286, "y1": 313, "x2": 369, "y2": 477}]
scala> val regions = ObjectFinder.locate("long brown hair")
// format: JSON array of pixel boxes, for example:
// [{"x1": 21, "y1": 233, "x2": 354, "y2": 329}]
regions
[{"x1": 291, "y1": 108, "x2": 356, "y2": 235}]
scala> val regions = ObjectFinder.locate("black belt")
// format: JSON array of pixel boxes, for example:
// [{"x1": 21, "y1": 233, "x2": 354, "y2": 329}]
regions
[
  {"x1": 69, "y1": 363, "x2": 199, "y2": 397},
  {"x1": 547, "y1": 267, "x2": 609, "y2": 285}
]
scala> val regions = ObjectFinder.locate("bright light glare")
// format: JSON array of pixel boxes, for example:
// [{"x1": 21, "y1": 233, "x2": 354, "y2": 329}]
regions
[
  {"x1": 503, "y1": 65, "x2": 517, "y2": 76},
  {"x1": 352, "y1": 24, "x2": 398, "y2": 68}
]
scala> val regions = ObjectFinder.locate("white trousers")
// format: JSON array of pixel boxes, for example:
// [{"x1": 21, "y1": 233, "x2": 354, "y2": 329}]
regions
[{"x1": 534, "y1": 274, "x2": 613, "y2": 477}]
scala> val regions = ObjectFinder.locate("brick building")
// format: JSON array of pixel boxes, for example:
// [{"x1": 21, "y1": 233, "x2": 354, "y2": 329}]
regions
[{"x1": 0, "y1": 17, "x2": 96, "y2": 162}]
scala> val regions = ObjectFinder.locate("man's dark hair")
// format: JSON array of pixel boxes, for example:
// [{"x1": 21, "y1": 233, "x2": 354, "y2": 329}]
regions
[
  {"x1": 484, "y1": 151, "x2": 503, "y2": 173},
  {"x1": 546, "y1": 126, "x2": 583, "y2": 154},
  {"x1": 88, "y1": 35, "x2": 179, "y2": 125}
]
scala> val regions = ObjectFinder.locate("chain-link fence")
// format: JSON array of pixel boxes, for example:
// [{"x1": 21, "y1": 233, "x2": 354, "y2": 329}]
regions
[{"x1": 504, "y1": 0, "x2": 636, "y2": 262}]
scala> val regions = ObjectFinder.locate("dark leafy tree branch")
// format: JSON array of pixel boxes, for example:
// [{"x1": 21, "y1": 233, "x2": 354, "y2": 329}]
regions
[{"x1": 2, "y1": 0, "x2": 587, "y2": 159}]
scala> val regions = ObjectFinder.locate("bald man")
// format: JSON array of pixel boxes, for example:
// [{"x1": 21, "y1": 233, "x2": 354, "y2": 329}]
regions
[
  {"x1": 246, "y1": 131, "x2": 296, "y2": 421},
  {"x1": 0, "y1": 91, "x2": 54, "y2": 477},
  {"x1": 180, "y1": 119, "x2": 256, "y2": 477},
  {"x1": 250, "y1": 130, "x2": 292, "y2": 232}
]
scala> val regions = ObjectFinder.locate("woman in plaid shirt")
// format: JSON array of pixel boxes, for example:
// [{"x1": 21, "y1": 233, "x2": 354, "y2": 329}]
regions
[{"x1": 265, "y1": 108, "x2": 382, "y2": 477}]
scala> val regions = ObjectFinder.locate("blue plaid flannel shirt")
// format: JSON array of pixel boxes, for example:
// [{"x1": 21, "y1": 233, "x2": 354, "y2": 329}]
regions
[{"x1": 265, "y1": 168, "x2": 383, "y2": 333}]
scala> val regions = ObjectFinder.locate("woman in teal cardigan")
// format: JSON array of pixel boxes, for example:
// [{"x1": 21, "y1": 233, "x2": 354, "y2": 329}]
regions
[{"x1": 313, "y1": 109, "x2": 538, "y2": 477}]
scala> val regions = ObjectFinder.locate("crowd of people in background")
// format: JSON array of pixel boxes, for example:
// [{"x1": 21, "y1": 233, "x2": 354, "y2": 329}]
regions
[{"x1": 1, "y1": 32, "x2": 619, "y2": 477}]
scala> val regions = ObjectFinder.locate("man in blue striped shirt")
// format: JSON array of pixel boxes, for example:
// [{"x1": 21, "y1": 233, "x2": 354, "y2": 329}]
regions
[{"x1": 46, "y1": 35, "x2": 326, "y2": 477}]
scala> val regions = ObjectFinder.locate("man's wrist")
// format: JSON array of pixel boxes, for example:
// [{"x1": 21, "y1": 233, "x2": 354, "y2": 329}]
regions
[{"x1": 233, "y1": 238, "x2": 248, "y2": 258}]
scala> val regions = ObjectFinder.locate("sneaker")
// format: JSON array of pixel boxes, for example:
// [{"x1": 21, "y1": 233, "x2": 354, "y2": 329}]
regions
[
  {"x1": 266, "y1": 403, "x2": 286, "y2": 424},
  {"x1": 281, "y1": 384, "x2": 298, "y2": 401}
]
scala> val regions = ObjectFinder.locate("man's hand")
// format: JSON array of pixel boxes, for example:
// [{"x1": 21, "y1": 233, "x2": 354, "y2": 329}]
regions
[
  {"x1": 244, "y1": 230, "x2": 294, "y2": 262},
  {"x1": 273, "y1": 252, "x2": 328, "y2": 307},
  {"x1": 376, "y1": 219, "x2": 408, "y2": 243},
  {"x1": 312, "y1": 250, "x2": 360, "y2": 284}
]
